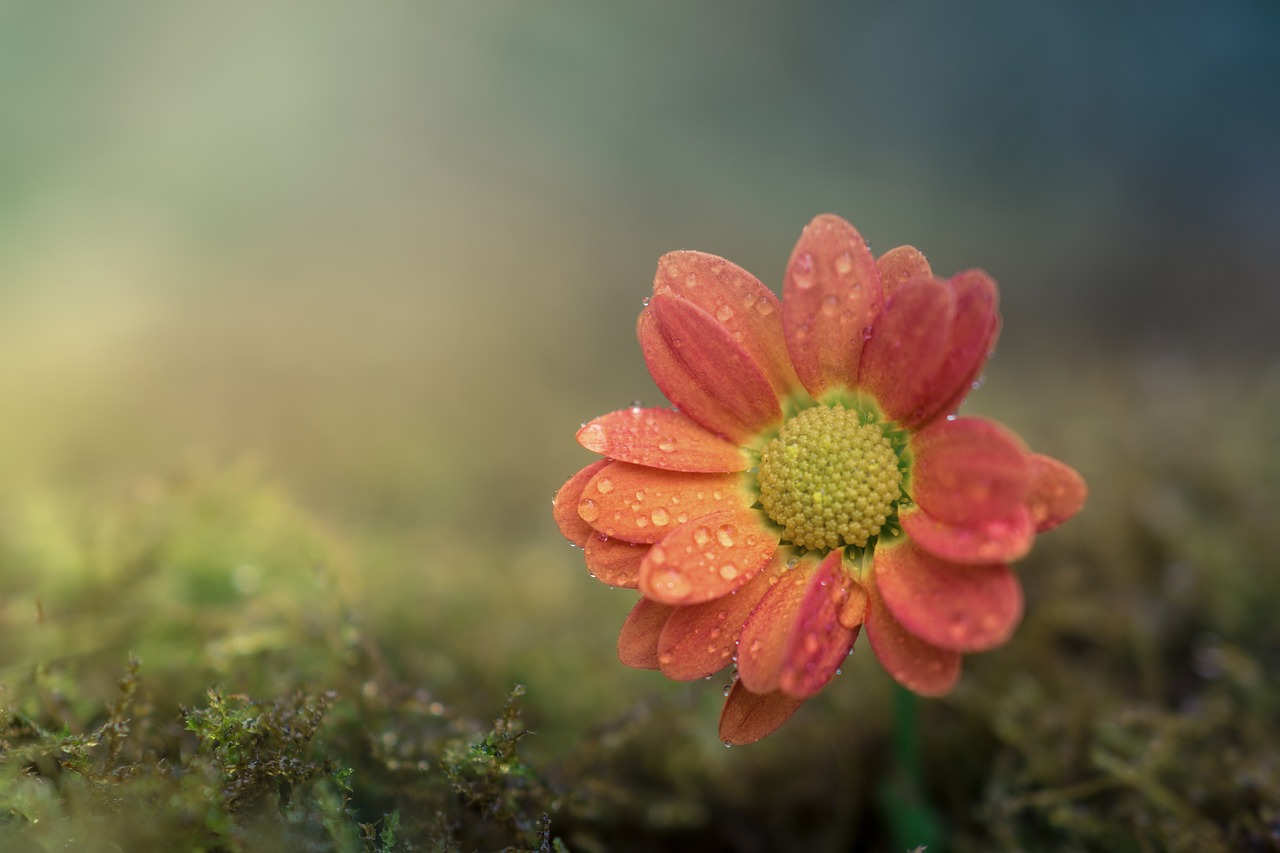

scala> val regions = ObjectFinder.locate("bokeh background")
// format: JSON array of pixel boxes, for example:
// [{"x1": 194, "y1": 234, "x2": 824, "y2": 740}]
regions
[{"x1": 2, "y1": 2, "x2": 1278, "y2": 850}]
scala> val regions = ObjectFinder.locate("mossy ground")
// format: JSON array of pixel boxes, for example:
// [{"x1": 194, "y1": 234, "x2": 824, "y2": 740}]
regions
[{"x1": 2, "y1": 313, "x2": 1278, "y2": 851}]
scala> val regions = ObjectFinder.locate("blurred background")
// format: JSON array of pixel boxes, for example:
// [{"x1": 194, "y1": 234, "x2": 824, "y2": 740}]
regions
[{"x1": 2, "y1": 1, "x2": 1279, "y2": 848}]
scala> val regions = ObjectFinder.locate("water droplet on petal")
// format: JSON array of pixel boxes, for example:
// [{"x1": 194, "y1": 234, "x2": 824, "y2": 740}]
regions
[
  {"x1": 650, "y1": 508, "x2": 670, "y2": 526},
  {"x1": 596, "y1": 477, "x2": 614, "y2": 494},
  {"x1": 642, "y1": 296, "x2": 651, "y2": 307},
  {"x1": 716, "y1": 304, "x2": 734, "y2": 322},
  {"x1": 719, "y1": 563, "x2": 738, "y2": 580},
  {"x1": 693, "y1": 526, "x2": 711, "y2": 547},
  {"x1": 716, "y1": 525, "x2": 737, "y2": 547},
  {"x1": 657, "y1": 438, "x2": 677, "y2": 453},
  {"x1": 653, "y1": 569, "x2": 691, "y2": 600},
  {"x1": 834, "y1": 250, "x2": 854, "y2": 275},
  {"x1": 579, "y1": 499, "x2": 599, "y2": 522}
]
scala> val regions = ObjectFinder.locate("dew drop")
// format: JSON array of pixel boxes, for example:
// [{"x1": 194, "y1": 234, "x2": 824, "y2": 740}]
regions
[
  {"x1": 635, "y1": 516, "x2": 648, "y2": 528},
  {"x1": 719, "y1": 563, "x2": 739, "y2": 580},
  {"x1": 755, "y1": 300, "x2": 774, "y2": 316},
  {"x1": 595, "y1": 477, "x2": 614, "y2": 494},
  {"x1": 716, "y1": 304, "x2": 734, "y2": 322},
  {"x1": 578, "y1": 422, "x2": 606, "y2": 450},
  {"x1": 723, "y1": 684, "x2": 733, "y2": 697},
  {"x1": 657, "y1": 438, "x2": 677, "y2": 453},
  {"x1": 693, "y1": 526, "x2": 711, "y2": 547},
  {"x1": 658, "y1": 652, "x2": 674, "y2": 665},
  {"x1": 653, "y1": 569, "x2": 691, "y2": 600},
  {"x1": 792, "y1": 253, "x2": 815, "y2": 289},
  {"x1": 834, "y1": 250, "x2": 854, "y2": 275},
  {"x1": 642, "y1": 296, "x2": 651, "y2": 307},
  {"x1": 716, "y1": 525, "x2": 737, "y2": 547},
  {"x1": 579, "y1": 499, "x2": 599, "y2": 522},
  {"x1": 821, "y1": 294, "x2": 839, "y2": 316},
  {"x1": 650, "y1": 508, "x2": 670, "y2": 526},
  {"x1": 685, "y1": 273, "x2": 698, "y2": 288}
]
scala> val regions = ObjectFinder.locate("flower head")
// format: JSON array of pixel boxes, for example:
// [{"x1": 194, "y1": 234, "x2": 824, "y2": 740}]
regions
[{"x1": 554, "y1": 214, "x2": 1086, "y2": 744}]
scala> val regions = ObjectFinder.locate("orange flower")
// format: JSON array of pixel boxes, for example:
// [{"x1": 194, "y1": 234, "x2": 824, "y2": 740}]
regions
[{"x1": 554, "y1": 214, "x2": 1086, "y2": 744}]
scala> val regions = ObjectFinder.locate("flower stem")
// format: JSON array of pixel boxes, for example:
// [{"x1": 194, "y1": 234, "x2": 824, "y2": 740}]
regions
[{"x1": 878, "y1": 684, "x2": 945, "y2": 850}]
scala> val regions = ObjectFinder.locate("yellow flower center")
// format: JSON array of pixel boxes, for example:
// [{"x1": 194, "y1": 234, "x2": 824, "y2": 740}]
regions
[{"x1": 757, "y1": 405, "x2": 902, "y2": 551}]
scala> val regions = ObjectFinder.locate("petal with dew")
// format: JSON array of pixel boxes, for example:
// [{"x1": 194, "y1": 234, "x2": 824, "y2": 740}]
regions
[
  {"x1": 639, "y1": 295, "x2": 781, "y2": 443},
  {"x1": 617, "y1": 597, "x2": 675, "y2": 670},
  {"x1": 583, "y1": 534, "x2": 645, "y2": 589},
  {"x1": 718, "y1": 680, "x2": 806, "y2": 745},
  {"x1": 656, "y1": 551, "x2": 789, "y2": 680},
  {"x1": 875, "y1": 539, "x2": 1023, "y2": 653},
  {"x1": 639, "y1": 507, "x2": 778, "y2": 605},
  {"x1": 652, "y1": 251, "x2": 800, "y2": 399},
  {"x1": 865, "y1": 589, "x2": 961, "y2": 696},
  {"x1": 1026, "y1": 453, "x2": 1087, "y2": 532},
  {"x1": 581, "y1": 462, "x2": 742, "y2": 544},
  {"x1": 901, "y1": 505, "x2": 1034, "y2": 564},
  {"x1": 859, "y1": 272, "x2": 999, "y2": 429},
  {"x1": 577, "y1": 407, "x2": 747, "y2": 473},
  {"x1": 876, "y1": 245, "x2": 932, "y2": 297},
  {"x1": 736, "y1": 557, "x2": 815, "y2": 694},
  {"x1": 553, "y1": 460, "x2": 610, "y2": 546},
  {"x1": 909, "y1": 417, "x2": 1031, "y2": 526},
  {"x1": 916, "y1": 270, "x2": 1001, "y2": 425},
  {"x1": 782, "y1": 214, "x2": 883, "y2": 398},
  {"x1": 779, "y1": 551, "x2": 859, "y2": 698}
]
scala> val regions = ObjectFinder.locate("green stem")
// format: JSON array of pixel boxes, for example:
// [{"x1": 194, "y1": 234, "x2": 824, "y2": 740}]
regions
[{"x1": 878, "y1": 684, "x2": 945, "y2": 851}]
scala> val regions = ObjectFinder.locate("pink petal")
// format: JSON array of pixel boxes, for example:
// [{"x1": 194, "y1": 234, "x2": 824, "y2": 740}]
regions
[
  {"x1": 577, "y1": 407, "x2": 748, "y2": 473},
  {"x1": 1026, "y1": 453, "x2": 1087, "y2": 532},
  {"x1": 778, "y1": 551, "x2": 860, "y2": 699},
  {"x1": 864, "y1": 590, "x2": 962, "y2": 696},
  {"x1": 908, "y1": 417, "x2": 1031, "y2": 526},
  {"x1": 874, "y1": 539, "x2": 1023, "y2": 653},
  {"x1": 583, "y1": 534, "x2": 645, "y2": 589},
  {"x1": 876, "y1": 245, "x2": 932, "y2": 297},
  {"x1": 858, "y1": 272, "x2": 999, "y2": 429},
  {"x1": 656, "y1": 551, "x2": 789, "y2": 680},
  {"x1": 639, "y1": 294, "x2": 782, "y2": 443},
  {"x1": 580, "y1": 462, "x2": 742, "y2": 544},
  {"x1": 735, "y1": 557, "x2": 816, "y2": 694},
  {"x1": 782, "y1": 214, "x2": 884, "y2": 398},
  {"x1": 901, "y1": 506, "x2": 1034, "y2": 564},
  {"x1": 652, "y1": 251, "x2": 800, "y2": 399},
  {"x1": 617, "y1": 597, "x2": 675, "y2": 670},
  {"x1": 552, "y1": 460, "x2": 610, "y2": 546},
  {"x1": 638, "y1": 507, "x2": 778, "y2": 605},
  {"x1": 718, "y1": 680, "x2": 805, "y2": 745}
]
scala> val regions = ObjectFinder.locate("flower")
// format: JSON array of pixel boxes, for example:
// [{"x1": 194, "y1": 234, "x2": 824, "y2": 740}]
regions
[{"x1": 553, "y1": 214, "x2": 1086, "y2": 744}]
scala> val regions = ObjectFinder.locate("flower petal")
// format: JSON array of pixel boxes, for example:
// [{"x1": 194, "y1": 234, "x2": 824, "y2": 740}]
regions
[
  {"x1": 909, "y1": 417, "x2": 1031, "y2": 526},
  {"x1": 581, "y1": 462, "x2": 742, "y2": 544},
  {"x1": 778, "y1": 551, "x2": 860, "y2": 699},
  {"x1": 901, "y1": 506, "x2": 1034, "y2": 564},
  {"x1": 652, "y1": 251, "x2": 800, "y2": 399},
  {"x1": 782, "y1": 214, "x2": 883, "y2": 398},
  {"x1": 553, "y1": 460, "x2": 610, "y2": 546},
  {"x1": 617, "y1": 597, "x2": 675, "y2": 670},
  {"x1": 656, "y1": 551, "x2": 789, "y2": 680},
  {"x1": 718, "y1": 680, "x2": 805, "y2": 746},
  {"x1": 864, "y1": 589, "x2": 962, "y2": 696},
  {"x1": 859, "y1": 272, "x2": 999, "y2": 429},
  {"x1": 583, "y1": 534, "x2": 645, "y2": 588},
  {"x1": 639, "y1": 294, "x2": 782, "y2": 442},
  {"x1": 577, "y1": 407, "x2": 748, "y2": 473},
  {"x1": 874, "y1": 539, "x2": 1023, "y2": 653},
  {"x1": 736, "y1": 556, "x2": 815, "y2": 694},
  {"x1": 638, "y1": 507, "x2": 778, "y2": 605},
  {"x1": 1026, "y1": 453, "x2": 1087, "y2": 532},
  {"x1": 876, "y1": 245, "x2": 932, "y2": 297},
  {"x1": 838, "y1": 581, "x2": 869, "y2": 629}
]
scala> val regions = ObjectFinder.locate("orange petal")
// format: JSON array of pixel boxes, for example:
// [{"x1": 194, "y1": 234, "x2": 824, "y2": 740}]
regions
[
  {"x1": 876, "y1": 245, "x2": 932, "y2": 297},
  {"x1": 859, "y1": 272, "x2": 999, "y2": 429},
  {"x1": 782, "y1": 214, "x2": 884, "y2": 398},
  {"x1": 736, "y1": 557, "x2": 816, "y2": 694},
  {"x1": 583, "y1": 534, "x2": 645, "y2": 589},
  {"x1": 864, "y1": 589, "x2": 962, "y2": 696},
  {"x1": 581, "y1": 462, "x2": 742, "y2": 544},
  {"x1": 652, "y1": 251, "x2": 800, "y2": 400},
  {"x1": 874, "y1": 539, "x2": 1023, "y2": 653},
  {"x1": 639, "y1": 295, "x2": 782, "y2": 443},
  {"x1": 838, "y1": 581, "x2": 869, "y2": 629},
  {"x1": 1026, "y1": 453, "x2": 1087, "y2": 532},
  {"x1": 577, "y1": 407, "x2": 748, "y2": 473},
  {"x1": 908, "y1": 417, "x2": 1031, "y2": 526},
  {"x1": 901, "y1": 506, "x2": 1034, "y2": 564},
  {"x1": 718, "y1": 680, "x2": 805, "y2": 745},
  {"x1": 778, "y1": 551, "x2": 859, "y2": 699},
  {"x1": 553, "y1": 460, "x2": 610, "y2": 546},
  {"x1": 656, "y1": 551, "x2": 789, "y2": 680},
  {"x1": 617, "y1": 597, "x2": 675, "y2": 670},
  {"x1": 638, "y1": 507, "x2": 778, "y2": 605}
]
